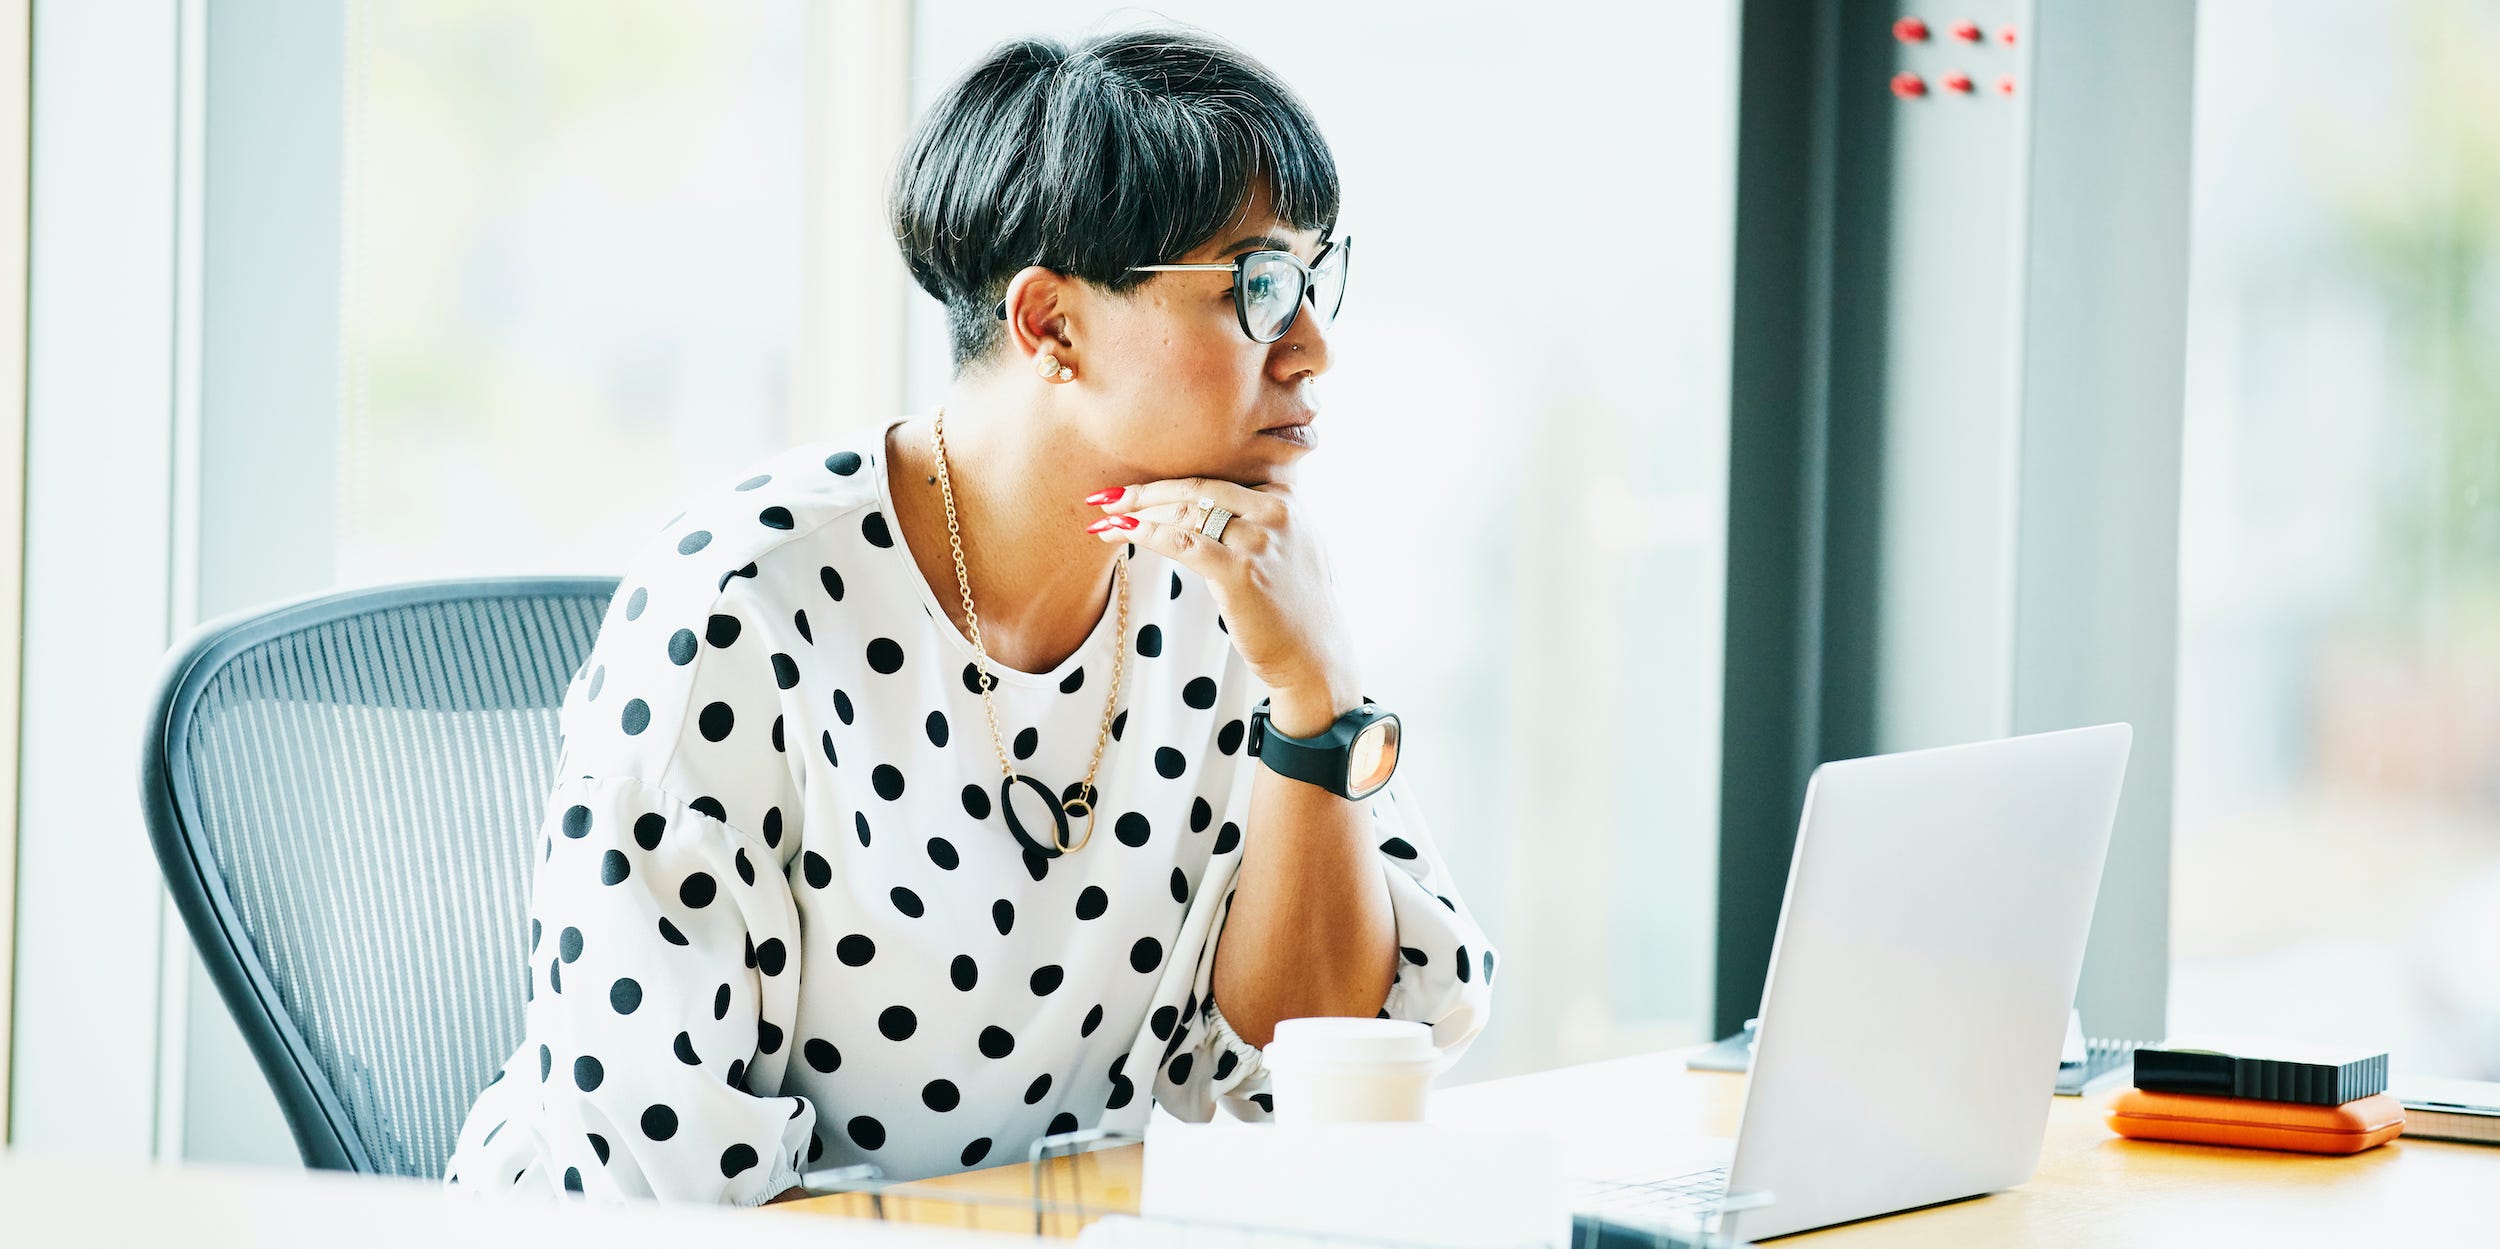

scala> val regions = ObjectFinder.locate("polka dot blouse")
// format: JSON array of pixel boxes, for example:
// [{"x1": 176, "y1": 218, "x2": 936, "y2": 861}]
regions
[{"x1": 443, "y1": 415, "x2": 1496, "y2": 1205}]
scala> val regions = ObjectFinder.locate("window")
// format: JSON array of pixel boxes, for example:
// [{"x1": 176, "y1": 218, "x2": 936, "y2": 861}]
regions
[{"x1": 2171, "y1": 0, "x2": 2500, "y2": 1076}]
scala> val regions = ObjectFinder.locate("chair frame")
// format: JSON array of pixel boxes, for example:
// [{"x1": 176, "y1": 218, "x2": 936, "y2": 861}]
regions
[{"x1": 138, "y1": 575, "x2": 618, "y2": 1172}]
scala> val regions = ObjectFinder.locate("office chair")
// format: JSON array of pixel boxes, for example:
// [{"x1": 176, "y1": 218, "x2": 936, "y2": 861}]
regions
[{"x1": 140, "y1": 576, "x2": 618, "y2": 1179}]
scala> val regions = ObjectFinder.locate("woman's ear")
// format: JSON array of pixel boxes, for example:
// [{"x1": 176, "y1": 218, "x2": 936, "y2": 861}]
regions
[{"x1": 1000, "y1": 266, "x2": 1074, "y2": 358}]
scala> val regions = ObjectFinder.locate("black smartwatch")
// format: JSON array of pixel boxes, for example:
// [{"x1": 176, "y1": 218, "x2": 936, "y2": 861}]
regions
[{"x1": 1246, "y1": 695, "x2": 1401, "y2": 801}]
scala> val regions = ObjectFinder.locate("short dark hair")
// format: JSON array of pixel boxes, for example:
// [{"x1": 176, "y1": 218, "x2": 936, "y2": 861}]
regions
[{"x1": 888, "y1": 24, "x2": 1340, "y2": 374}]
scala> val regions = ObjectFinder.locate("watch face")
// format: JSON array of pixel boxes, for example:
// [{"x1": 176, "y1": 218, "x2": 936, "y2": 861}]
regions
[{"x1": 1346, "y1": 715, "x2": 1399, "y2": 799}]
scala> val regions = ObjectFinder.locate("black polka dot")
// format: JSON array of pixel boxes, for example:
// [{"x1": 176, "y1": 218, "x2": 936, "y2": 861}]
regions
[
  {"x1": 1155, "y1": 747, "x2": 1187, "y2": 779},
  {"x1": 548, "y1": 958, "x2": 562, "y2": 993},
  {"x1": 625, "y1": 587, "x2": 648, "y2": 619},
  {"x1": 762, "y1": 807, "x2": 784, "y2": 848},
  {"x1": 564, "y1": 1166, "x2": 582, "y2": 1192},
  {"x1": 727, "y1": 1058, "x2": 747, "y2": 1089},
  {"x1": 1456, "y1": 944, "x2": 1473, "y2": 982},
  {"x1": 1135, "y1": 624, "x2": 1162, "y2": 657},
  {"x1": 573, "y1": 1055, "x2": 603, "y2": 1091},
  {"x1": 803, "y1": 850, "x2": 832, "y2": 889},
  {"x1": 586, "y1": 665, "x2": 605, "y2": 700},
  {"x1": 735, "y1": 847, "x2": 756, "y2": 886},
  {"x1": 772, "y1": 716, "x2": 786, "y2": 752},
  {"x1": 667, "y1": 629, "x2": 698, "y2": 665},
  {"x1": 698, "y1": 702, "x2": 735, "y2": 742},
  {"x1": 951, "y1": 954, "x2": 978, "y2": 991},
  {"x1": 1183, "y1": 677, "x2": 1218, "y2": 708},
  {"x1": 1190, "y1": 798, "x2": 1213, "y2": 832},
  {"x1": 735, "y1": 474, "x2": 772, "y2": 492},
  {"x1": 1252, "y1": 1093, "x2": 1273, "y2": 1114},
  {"x1": 891, "y1": 886, "x2": 924, "y2": 918},
  {"x1": 873, "y1": 764, "x2": 906, "y2": 800},
  {"x1": 1014, "y1": 727, "x2": 1038, "y2": 759},
  {"x1": 658, "y1": 916, "x2": 688, "y2": 945},
  {"x1": 771, "y1": 653, "x2": 800, "y2": 689},
  {"x1": 856, "y1": 810, "x2": 872, "y2": 845},
  {"x1": 718, "y1": 561, "x2": 757, "y2": 592},
  {"x1": 927, "y1": 837, "x2": 960, "y2": 870},
  {"x1": 1400, "y1": 946, "x2": 1430, "y2": 966},
  {"x1": 1048, "y1": 1112, "x2": 1079, "y2": 1138},
  {"x1": 1152, "y1": 1006, "x2": 1178, "y2": 1040},
  {"x1": 925, "y1": 710, "x2": 949, "y2": 746},
  {"x1": 804, "y1": 1038, "x2": 841, "y2": 1073},
  {"x1": 634, "y1": 813, "x2": 666, "y2": 850},
  {"x1": 1168, "y1": 1053, "x2": 1194, "y2": 1084},
  {"x1": 758, "y1": 505, "x2": 793, "y2": 530},
  {"x1": 821, "y1": 730, "x2": 839, "y2": 767},
  {"x1": 677, "y1": 530, "x2": 712, "y2": 555},
  {"x1": 992, "y1": 899, "x2": 1015, "y2": 935},
  {"x1": 793, "y1": 609, "x2": 812, "y2": 643},
  {"x1": 838, "y1": 933, "x2": 875, "y2": 966},
  {"x1": 821, "y1": 565, "x2": 845, "y2": 600},
  {"x1": 1214, "y1": 1051, "x2": 1238, "y2": 1082},
  {"x1": 720, "y1": 1144, "x2": 759, "y2": 1178},
  {"x1": 1379, "y1": 837, "x2": 1418, "y2": 860},
  {"x1": 714, "y1": 983, "x2": 732, "y2": 1019},
  {"x1": 757, "y1": 1020, "x2": 783, "y2": 1054},
  {"x1": 809, "y1": 1131, "x2": 826, "y2": 1163},
  {"x1": 1059, "y1": 666, "x2": 1085, "y2": 694},
  {"x1": 756, "y1": 938, "x2": 787, "y2": 976},
  {"x1": 922, "y1": 1079, "x2": 961, "y2": 1112},
  {"x1": 1170, "y1": 569, "x2": 1184, "y2": 599},
  {"x1": 1107, "y1": 1076, "x2": 1135, "y2": 1110},
  {"x1": 1170, "y1": 867, "x2": 1189, "y2": 903},
  {"x1": 961, "y1": 1137, "x2": 991, "y2": 1167},
  {"x1": 1483, "y1": 949, "x2": 1497, "y2": 982},
  {"x1": 531, "y1": 918, "x2": 543, "y2": 951},
  {"x1": 826, "y1": 449, "x2": 862, "y2": 475},
  {"x1": 1116, "y1": 813, "x2": 1151, "y2": 847},
  {"x1": 679, "y1": 873, "x2": 717, "y2": 909},
  {"x1": 834, "y1": 688, "x2": 854, "y2": 724},
  {"x1": 1023, "y1": 846, "x2": 1051, "y2": 881},
  {"x1": 866, "y1": 637, "x2": 905, "y2": 673},
  {"x1": 621, "y1": 699, "x2": 651, "y2": 735},
  {"x1": 1075, "y1": 886, "x2": 1108, "y2": 921},
  {"x1": 1081, "y1": 1005, "x2": 1104, "y2": 1037},
  {"x1": 559, "y1": 927, "x2": 584, "y2": 962},
  {"x1": 673, "y1": 1031, "x2": 701, "y2": 1065},
  {"x1": 539, "y1": 1044, "x2": 551, "y2": 1080},
  {"x1": 690, "y1": 795, "x2": 726, "y2": 822},
  {"x1": 1217, "y1": 719, "x2": 1245, "y2": 754},
  {"x1": 963, "y1": 661, "x2": 996, "y2": 694},
  {"x1": 861, "y1": 511, "x2": 893, "y2": 547},
  {"x1": 595, "y1": 849, "x2": 629, "y2": 886},
  {"x1": 1030, "y1": 964, "x2": 1064, "y2": 996},
  {"x1": 706, "y1": 613, "x2": 741, "y2": 648},
  {"x1": 979, "y1": 1026, "x2": 1016, "y2": 1059},
  {"x1": 962, "y1": 784, "x2": 991, "y2": 819},
  {"x1": 1111, "y1": 709, "x2": 1128, "y2": 740},
  {"x1": 562, "y1": 805, "x2": 593, "y2": 838},
  {"x1": 1213, "y1": 822, "x2": 1242, "y2": 855},
  {"x1": 609, "y1": 978, "x2": 642, "y2": 1014},
  {"x1": 641, "y1": 1104, "x2": 678, "y2": 1140},
  {"x1": 879, "y1": 1005, "x2": 917, "y2": 1041},
  {"x1": 1130, "y1": 937, "x2": 1163, "y2": 973}
]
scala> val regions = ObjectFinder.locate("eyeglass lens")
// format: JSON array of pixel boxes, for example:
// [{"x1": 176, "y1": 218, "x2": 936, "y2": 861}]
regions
[{"x1": 1240, "y1": 241, "x2": 1350, "y2": 342}]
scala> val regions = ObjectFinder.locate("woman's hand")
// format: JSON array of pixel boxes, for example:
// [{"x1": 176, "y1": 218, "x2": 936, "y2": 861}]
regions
[{"x1": 1083, "y1": 477, "x2": 1362, "y2": 738}]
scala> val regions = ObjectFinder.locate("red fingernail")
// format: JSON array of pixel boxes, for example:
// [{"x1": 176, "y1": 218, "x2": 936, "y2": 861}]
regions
[
  {"x1": 1084, "y1": 487, "x2": 1125, "y2": 505},
  {"x1": 1085, "y1": 517, "x2": 1117, "y2": 533},
  {"x1": 1106, "y1": 514, "x2": 1138, "y2": 529}
]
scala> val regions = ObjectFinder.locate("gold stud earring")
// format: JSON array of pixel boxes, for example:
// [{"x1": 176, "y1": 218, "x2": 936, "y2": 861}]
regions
[{"x1": 1035, "y1": 352, "x2": 1073, "y2": 383}]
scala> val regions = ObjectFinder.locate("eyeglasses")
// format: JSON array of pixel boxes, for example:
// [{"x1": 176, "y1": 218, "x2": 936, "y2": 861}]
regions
[{"x1": 993, "y1": 235, "x2": 1352, "y2": 344}]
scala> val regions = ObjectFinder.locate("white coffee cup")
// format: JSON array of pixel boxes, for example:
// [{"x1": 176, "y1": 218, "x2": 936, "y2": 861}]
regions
[{"x1": 1261, "y1": 1017, "x2": 1442, "y2": 1125}]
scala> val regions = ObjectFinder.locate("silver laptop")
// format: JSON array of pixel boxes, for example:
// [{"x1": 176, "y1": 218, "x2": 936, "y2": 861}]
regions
[{"x1": 1575, "y1": 723, "x2": 2133, "y2": 1241}]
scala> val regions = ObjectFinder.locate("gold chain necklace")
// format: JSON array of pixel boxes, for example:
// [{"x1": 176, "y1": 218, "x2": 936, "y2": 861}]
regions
[{"x1": 929, "y1": 406, "x2": 1127, "y2": 855}]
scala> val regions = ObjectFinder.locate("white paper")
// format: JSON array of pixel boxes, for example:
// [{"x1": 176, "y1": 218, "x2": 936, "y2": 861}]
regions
[{"x1": 1137, "y1": 1119, "x2": 1569, "y2": 1249}]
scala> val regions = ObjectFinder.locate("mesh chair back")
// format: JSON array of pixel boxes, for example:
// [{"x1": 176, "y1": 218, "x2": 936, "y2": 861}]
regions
[{"x1": 141, "y1": 577, "x2": 616, "y2": 1178}]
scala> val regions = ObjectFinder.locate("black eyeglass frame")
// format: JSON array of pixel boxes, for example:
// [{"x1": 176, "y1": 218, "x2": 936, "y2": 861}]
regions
[{"x1": 992, "y1": 235, "x2": 1352, "y2": 344}]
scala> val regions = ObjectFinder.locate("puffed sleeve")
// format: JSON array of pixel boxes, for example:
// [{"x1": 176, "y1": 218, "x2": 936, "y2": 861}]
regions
[
  {"x1": 444, "y1": 571, "x2": 815, "y2": 1206},
  {"x1": 1150, "y1": 761, "x2": 1497, "y2": 1123}
]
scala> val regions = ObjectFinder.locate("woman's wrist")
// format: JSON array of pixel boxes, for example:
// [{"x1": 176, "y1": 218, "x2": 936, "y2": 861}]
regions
[{"x1": 1265, "y1": 669, "x2": 1365, "y2": 739}]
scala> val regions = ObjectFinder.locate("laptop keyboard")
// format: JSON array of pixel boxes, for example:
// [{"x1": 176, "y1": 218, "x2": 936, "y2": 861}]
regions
[{"x1": 1577, "y1": 1165, "x2": 1731, "y2": 1217}]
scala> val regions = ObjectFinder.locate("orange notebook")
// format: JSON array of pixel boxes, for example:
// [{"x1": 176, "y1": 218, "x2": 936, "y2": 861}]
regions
[{"x1": 2108, "y1": 1088, "x2": 2405, "y2": 1154}]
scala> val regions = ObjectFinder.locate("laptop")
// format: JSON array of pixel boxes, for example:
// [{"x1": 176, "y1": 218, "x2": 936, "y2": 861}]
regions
[{"x1": 1573, "y1": 723, "x2": 2133, "y2": 1242}]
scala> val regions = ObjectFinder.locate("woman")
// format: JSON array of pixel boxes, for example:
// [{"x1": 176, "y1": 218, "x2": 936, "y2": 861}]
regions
[{"x1": 444, "y1": 25, "x2": 1494, "y2": 1205}]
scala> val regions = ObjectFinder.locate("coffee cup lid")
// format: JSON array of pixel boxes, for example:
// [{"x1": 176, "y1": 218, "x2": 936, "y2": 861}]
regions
[{"x1": 1263, "y1": 1017, "x2": 1438, "y2": 1067}]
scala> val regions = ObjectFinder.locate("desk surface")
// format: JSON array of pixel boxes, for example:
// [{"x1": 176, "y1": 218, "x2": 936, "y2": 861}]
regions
[{"x1": 779, "y1": 1047, "x2": 2494, "y2": 1244}]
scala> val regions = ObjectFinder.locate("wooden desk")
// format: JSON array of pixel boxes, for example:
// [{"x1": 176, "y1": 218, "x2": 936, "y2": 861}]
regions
[{"x1": 779, "y1": 1048, "x2": 2494, "y2": 1243}]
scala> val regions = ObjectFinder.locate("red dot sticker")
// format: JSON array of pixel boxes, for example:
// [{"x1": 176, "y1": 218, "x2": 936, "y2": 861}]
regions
[
  {"x1": 1893, "y1": 15, "x2": 1930, "y2": 42},
  {"x1": 1942, "y1": 70, "x2": 1974, "y2": 94},
  {"x1": 1891, "y1": 71, "x2": 1928, "y2": 98},
  {"x1": 1950, "y1": 18, "x2": 1982, "y2": 42},
  {"x1": 1997, "y1": 74, "x2": 2018, "y2": 95},
  {"x1": 1998, "y1": 24, "x2": 2019, "y2": 45}
]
